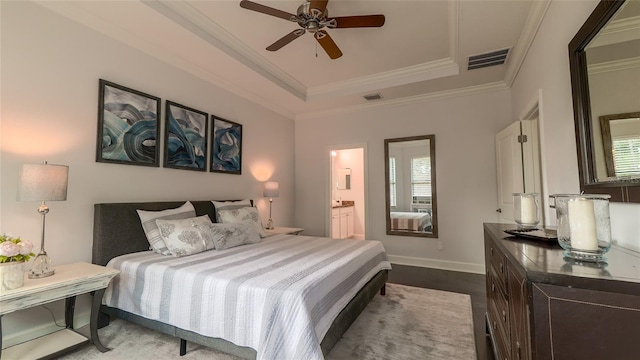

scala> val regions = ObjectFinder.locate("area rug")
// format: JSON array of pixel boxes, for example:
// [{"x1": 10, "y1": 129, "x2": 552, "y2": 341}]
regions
[{"x1": 60, "y1": 283, "x2": 476, "y2": 360}]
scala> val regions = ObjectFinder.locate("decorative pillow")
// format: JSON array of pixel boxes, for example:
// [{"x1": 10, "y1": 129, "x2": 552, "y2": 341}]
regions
[
  {"x1": 155, "y1": 215, "x2": 214, "y2": 257},
  {"x1": 199, "y1": 221, "x2": 261, "y2": 250},
  {"x1": 217, "y1": 206, "x2": 268, "y2": 237},
  {"x1": 211, "y1": 200, "x2": 251, "y2": 222},
  {"x1": 136, "y1": 202, "x2": 196, "y2": 255}
]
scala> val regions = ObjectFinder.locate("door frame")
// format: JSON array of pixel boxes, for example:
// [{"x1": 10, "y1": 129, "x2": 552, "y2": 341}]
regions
[{"x1": 326, "y1": 143, "x2": 368, "y2": 239}]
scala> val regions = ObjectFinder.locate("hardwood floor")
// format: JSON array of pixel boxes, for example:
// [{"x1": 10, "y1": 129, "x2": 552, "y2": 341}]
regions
[{"x1": 387, "y1": 264, "x2": 495, "y2": 360}]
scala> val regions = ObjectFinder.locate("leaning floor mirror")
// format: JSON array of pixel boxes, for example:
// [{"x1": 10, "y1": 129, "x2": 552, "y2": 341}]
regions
[{"x1": 384, "y1": 135, "x2": 438, "y2": 238}]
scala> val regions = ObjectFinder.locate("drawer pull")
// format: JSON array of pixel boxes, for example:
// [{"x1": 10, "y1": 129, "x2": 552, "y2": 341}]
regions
[
  {"x1": 500, "y1": 262, "x2": 504, "y2": 274},
  {"x1": 491, "y1": 247, "x2": 494, "y2": 256},
  {"x1": 493, "y1": 321, "x2": 496, "y2": 330},
  {"x1": 516, "y1": 341, "x2": 521, "y2": 360},
  {"x1": 491, "y1": 283, "x2": 495, "y2": 293},
  {"x1": 502, "y1": 310, "x2": 506, "y2": 322}
]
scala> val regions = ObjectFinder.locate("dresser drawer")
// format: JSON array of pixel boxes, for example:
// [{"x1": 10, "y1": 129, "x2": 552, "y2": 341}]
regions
[
  {"x1": 488, "y1": 241, "x2": 507, "y2": 289},
  {"x1": 489, "y1": 296, "x2": 511, "y2": 360}
]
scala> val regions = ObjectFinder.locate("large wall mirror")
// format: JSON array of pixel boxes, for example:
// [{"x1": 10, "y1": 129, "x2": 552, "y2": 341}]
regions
[
  {"x1": 384, "y1": 135, "x2": 438, "y2": 238},
  {"x1": 569, "y1": 0, "x2": 640, "y2": 202}
]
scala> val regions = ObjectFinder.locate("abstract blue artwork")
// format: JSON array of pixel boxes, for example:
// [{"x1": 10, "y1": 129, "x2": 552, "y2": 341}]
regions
[
  {"x1": 97, "y1": 79, "x2": 160, "y2": 166},
  {"x1": 211, "y1": 116, "x2": 242, "y2": 175},
  {"x1": 164, "y1": 101, "x2": 208, "y2": 171}
]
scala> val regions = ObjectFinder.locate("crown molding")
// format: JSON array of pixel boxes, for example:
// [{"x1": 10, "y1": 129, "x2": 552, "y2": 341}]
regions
[
  {"x1": 588, "y1": 56, "x2": 640, "y2": 75},
  {"x1": 504, "y1": 0, "x2": 551, "y2": 87},
  {"x1": 143, "y1": 0, "x2": 307, "y2": 100},
  {"x1": 590, "y1": 16, "x2": 640, "y2": 48},
  {"x1": 305, "y1": 59, "x2": 460, "y2": 101},
  {"x1": 296, "y1": 81, "x2": 509, "y2": 121},
  {"x1": 33, "y1": 0, "x2": 295, "y2": 120}
]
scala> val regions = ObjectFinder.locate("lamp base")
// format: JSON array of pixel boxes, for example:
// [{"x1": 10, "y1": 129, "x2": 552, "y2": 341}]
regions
[
  {"x1": 266, "y1": 218, "x2": 274, "y2": 230},
  {"x1": 28, "y1": 253, "x2": 55, "y2": 279}
]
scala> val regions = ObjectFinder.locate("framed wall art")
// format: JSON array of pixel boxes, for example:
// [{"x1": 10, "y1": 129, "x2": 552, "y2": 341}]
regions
[
  {"x1": 96, "y1": 79, "x2": 161, "y2": 166},
  {"x1": 164, "y1": 101, "x2": 208, "y2": 171},
  {"x1": 210, "y1": 116, "x2": 242, "y2": 175}
]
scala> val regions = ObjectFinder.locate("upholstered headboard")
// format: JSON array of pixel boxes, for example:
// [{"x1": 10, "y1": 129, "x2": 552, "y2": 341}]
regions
[{"x1": 92, "y1": 200, "x2": 248, "y2": 266}]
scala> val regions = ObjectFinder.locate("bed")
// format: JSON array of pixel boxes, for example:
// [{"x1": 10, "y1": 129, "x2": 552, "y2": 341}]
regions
[
  {"x1": 390, "y1": 211, "x2": 431, "y2": 232},
  {"x1": 92, "y1": 200, "x2": 391, "y2": 360}
]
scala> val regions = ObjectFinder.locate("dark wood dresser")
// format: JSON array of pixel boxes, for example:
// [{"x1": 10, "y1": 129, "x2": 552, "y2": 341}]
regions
[{"x1": 484, "y1": 223, "x2": 640, "y2": 360}]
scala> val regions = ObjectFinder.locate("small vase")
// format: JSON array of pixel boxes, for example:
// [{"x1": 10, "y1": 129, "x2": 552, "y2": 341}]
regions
[{"x1": 0, "y1": 261, "x2": 25, "y2": 290}]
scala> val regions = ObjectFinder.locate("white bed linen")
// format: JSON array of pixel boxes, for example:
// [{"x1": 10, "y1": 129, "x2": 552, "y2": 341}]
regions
[{"x1": 103, "y1": 234, "x2": 391, "y2": 360}]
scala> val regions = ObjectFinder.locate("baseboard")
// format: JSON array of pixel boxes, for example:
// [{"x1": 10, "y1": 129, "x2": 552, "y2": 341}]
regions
[
  {"x1": 1, "y1": 306, "x2": 91, "y2": 349},
  {"x1": 388, "y1": 255, "x2": 485, "y2": 274}
]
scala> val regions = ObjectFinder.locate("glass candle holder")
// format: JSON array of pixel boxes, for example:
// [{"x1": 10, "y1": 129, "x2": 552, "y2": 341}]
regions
[
  {"x1": 549, "y1": 194, "x2": 612, "y2": 263},
  {"x1": 513, "y1": 193, "x2": 540, "y2": 229}
]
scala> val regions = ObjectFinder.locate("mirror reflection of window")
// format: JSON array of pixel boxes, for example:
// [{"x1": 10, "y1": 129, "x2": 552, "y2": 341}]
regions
[
  {"x1": 389, "y1": 157, "x2": 397, "y2": 208},
  {"x1": 599, "y1": 113, "x2": 640, "y2": 178}
]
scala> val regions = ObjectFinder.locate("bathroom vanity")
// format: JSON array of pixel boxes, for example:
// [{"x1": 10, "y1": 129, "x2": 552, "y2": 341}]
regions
[
  {"x1": 484, "y1": 223, "x2": 640, "y2": 360},
  {"x1": 331, "y1": 201, "x2": 354, "y2": 239}
]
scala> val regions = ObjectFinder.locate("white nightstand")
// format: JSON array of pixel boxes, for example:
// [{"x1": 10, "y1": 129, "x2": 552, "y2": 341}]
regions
[
  {"x1": 264, "y1": 227, "x2": 304, "y2": 236},
  {"x1": 0, "y1": 262, "x2": 119, "y2": 359}
]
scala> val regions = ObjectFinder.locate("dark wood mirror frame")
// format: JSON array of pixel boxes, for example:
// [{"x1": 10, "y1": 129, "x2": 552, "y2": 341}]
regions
[
  {"x1": 569, "y1": 0, "x2": 640, "y2": 203},
  {"x1": 384, "y1": 135, "x2": 438, "y2": 238}
]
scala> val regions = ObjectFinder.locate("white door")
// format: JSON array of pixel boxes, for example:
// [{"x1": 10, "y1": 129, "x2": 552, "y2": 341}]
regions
[{"x1": 496, "y1": 121, "x2": 525, "y2": 223}]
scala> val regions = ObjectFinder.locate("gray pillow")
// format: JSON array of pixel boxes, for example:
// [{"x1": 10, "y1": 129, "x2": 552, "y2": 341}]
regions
[
  {"x1": 199, "y1": 221, "x2": 261, "y2": 250},
  {"x1": 155, "y1": 215, "x2": 215, "y2": 257},
  {"x1": 211, "y1": 200, "x2": 251, "y2": 222},
  {"x1": 137, "y1": 202, "x2": 196, "y2": 255},
  {"x1": 217, "y1": 206, "x2": 268, "y2": 237}
]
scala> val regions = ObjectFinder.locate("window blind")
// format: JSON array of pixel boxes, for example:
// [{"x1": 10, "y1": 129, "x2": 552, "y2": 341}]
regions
[
  {"x1": 389, "y1": 157, "x2": 397, "y2": 207},
  {"x1": 411, "y1": 157, "x2": 431, "y2": 197},
  {"x1": 613, "y1": 135, "x2": 640, "y2": 176}
]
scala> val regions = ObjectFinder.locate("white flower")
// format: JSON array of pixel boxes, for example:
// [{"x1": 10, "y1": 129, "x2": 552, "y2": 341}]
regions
[
  {"x1": 0, "y1": 241, "x2": 20, "y2": 257},
  {"x1": 18, "y1": 240, "x2": 34, "y2": 255}
]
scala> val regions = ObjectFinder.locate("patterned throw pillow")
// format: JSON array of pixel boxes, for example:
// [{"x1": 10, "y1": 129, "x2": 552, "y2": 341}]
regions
[
  {"x1": 217, "y1": 207, "x2": 268, "y2": 237},
  {"x1": 155, "y1": 215, "x2": 215, "y2": 257},
  {"x1": 137, "y1": 202, "x2": 196, "y2": 255},
  {"x1": 211, "y1": 199, "x2": 251, "y2": 222},
  {"x1": 199, "y1": 221, "x2": 261, "y2": 250}
]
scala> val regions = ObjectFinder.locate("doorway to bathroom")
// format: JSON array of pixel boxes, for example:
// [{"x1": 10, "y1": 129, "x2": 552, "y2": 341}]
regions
[{"x1": 329, "y1": 146, "x2": 366, "y2": 240}]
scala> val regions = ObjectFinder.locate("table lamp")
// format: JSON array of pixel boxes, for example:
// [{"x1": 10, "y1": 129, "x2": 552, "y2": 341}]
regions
[
  {"x1": 17, "y1": 161, "x2": 69, "y2": 278},
  {"x1": 263, "y1": 181, "x2": 279, "y2": 230}
]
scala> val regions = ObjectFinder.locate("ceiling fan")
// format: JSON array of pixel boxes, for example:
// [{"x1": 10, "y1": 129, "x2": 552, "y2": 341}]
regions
[{"x1": 239, "y1": 0, "x2": 385, "y2": 59}]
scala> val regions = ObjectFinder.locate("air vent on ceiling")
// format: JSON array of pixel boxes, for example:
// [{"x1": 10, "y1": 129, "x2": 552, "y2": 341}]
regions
[
  {"x1": 363, "y1": 93, "x2": 383, "y2": 101},
  {"x1": 467, "y1": 48, "x2": 510, "y2": 70}
]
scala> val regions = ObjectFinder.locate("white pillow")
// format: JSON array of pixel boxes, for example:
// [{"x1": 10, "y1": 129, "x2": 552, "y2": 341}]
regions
[
  {"x1": 136, "y1": 202, "x2": 196, "y2": 255},
  {"x1": 155, "y1": 215, "x2": 214, "y2": 257},
  {"x1": 217, "y1": 207, "x2": 268, "y2": 237},
  {"x1": 211, "y1": 199, "x2": 251, "y2": 221},
  {"x1": 199, "y1": 221, "x2": 261, "y2": 250}
]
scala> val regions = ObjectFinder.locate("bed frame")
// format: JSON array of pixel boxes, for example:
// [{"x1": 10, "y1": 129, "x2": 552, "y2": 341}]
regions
[{"x1": 92, "y1": 200, "x2": 388, "y2": 358}]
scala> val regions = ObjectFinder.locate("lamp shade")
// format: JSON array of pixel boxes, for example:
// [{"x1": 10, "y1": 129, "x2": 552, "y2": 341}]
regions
[
  {"x1": 17, "y1": 163, "x2": 69, "y2": 201},
  {"x1": 263, "y1": 181, "x2": 279, "y2": 198}
]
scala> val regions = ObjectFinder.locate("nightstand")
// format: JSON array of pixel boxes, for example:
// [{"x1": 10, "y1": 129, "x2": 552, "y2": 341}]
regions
[
  {"x1": 0, "y1": 262, "x2": 119, "y2": 359},
  {"x1": 264, "y1": 227, "x2": 304, "y2": 236}
]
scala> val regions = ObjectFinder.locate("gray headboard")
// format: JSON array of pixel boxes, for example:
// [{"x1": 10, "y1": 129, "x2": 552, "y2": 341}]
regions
[{"x1": 92, "y1": 200, "x2": 248, "y2": 266}]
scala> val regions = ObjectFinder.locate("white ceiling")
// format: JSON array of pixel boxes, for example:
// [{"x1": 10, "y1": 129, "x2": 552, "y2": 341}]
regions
[{"x1": 36, "y1": 0, "x2": 552, "y2": 119}]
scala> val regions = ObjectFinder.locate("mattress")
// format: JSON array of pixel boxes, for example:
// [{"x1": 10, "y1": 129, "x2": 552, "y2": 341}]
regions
[{"x1": 103, "y1": 234, "x2": 391, "y2": 360}]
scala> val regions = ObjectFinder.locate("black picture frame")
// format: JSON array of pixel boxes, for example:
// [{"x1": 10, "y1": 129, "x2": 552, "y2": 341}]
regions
[
  {"x1": 163, "y1": 100, "x2": 208, "y2": 171},
  {"x1": 210, "y1": 116, "x2": 242, "y2": 175},
  {"x1": 96, "y1": 79, "x2": 161, "y2": 167}
]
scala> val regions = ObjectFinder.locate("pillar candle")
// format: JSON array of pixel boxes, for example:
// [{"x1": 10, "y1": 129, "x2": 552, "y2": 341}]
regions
[
  {"x1": 520, "y1": 196, "x2": 537, "y2": 224},
  {"x1": 568, "y1": 198, "x2": 599, "y2": 251}
]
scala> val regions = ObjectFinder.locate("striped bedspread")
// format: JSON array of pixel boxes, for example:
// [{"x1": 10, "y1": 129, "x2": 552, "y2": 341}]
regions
[
  {"x1": 390, "y1": 211, "x2": 431, "y2": 231},
  {"x1": 103, "y1": 234, "x2": 391, "y2": 360}
]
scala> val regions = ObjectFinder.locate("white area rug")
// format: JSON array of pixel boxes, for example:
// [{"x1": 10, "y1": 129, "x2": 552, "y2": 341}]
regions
[{"x1": 61, "y1": 284, "x2": 476, "y2": 360}]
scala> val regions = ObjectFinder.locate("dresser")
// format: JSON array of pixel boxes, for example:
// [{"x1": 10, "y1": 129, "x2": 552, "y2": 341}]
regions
[{"x1": 484, "y1": 223, "x2": 640, "y2": 360}]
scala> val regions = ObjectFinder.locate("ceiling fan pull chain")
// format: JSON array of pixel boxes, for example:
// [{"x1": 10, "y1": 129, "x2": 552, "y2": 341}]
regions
[{"x1": 316, "y1": 42, "x2": 318, "y2": 57}]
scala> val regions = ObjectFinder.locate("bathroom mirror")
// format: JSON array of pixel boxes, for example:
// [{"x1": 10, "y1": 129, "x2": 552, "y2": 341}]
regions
[
  {"x1": 337, "y1": 168, "x2": 351, "y2": 190},
  {"x1": 569, "y1": 0, "x2": 640, "y2": 202},
  {"x1": 384, "y1": 135, "x2": 438, "y2": 238}
]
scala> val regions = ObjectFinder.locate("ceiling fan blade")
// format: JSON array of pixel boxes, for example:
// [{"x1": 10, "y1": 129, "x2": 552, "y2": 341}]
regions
[
  {"x1": 330, "y1": 15, "x2": 385, "y2": 28},
  {"x1": 266, "y1": 29, "x2": 306, "y2": 51},
  {"x1": 309, "y1": 0, "x2": 329, "y2": 13},
  {"x1": 314, "y1": 30, "x2": 342, "y2": 59},
  {"x1": 239, "y1": 0, "x2": 296, "y2": 21}
]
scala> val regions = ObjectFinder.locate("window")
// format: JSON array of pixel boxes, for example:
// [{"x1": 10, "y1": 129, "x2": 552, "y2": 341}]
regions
[
  {"x1": 411, "y1": 156, "x2": 431, "y2": 197},
  {"x1": 389, "y1": 157, "x2": 397, "y2": 207},
  {"x1": 613, "y1": 135, "x2": 640, "y2": 176}
]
